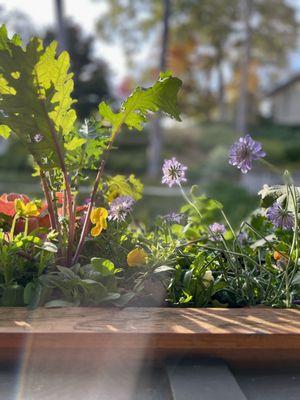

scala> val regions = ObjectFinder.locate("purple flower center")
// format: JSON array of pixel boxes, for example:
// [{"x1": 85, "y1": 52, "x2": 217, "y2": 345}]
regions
[
  {"x1": 266, "y1": 202, "x2": 294, "y2": 231},
  {"x1": 162, "y1": 157, "x2": 187, "y2": 188},
  {"x1": 108, "y1": 195, "x2": 134, "y2": 222}
]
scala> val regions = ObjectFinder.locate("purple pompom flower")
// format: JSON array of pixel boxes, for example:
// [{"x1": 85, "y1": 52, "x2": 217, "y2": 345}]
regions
[
  {"x1": 266, "y1": 202, "x2": 294, "y2": 230},
  {"x1": 209, "y1": 222, "x2": 226, "y2": 241},
  {"x1": 162, "y1": 157, "x2": 187, "y2": 187},
  {"x1": 229, "y1": 134, "x2": 266, "y2": 174},
  {"x1": 164, "y1": 212, "x2": 182, "y2": 224},
  {"x1": 108, "y1": 195, "x2": 134, "y2": 222}
]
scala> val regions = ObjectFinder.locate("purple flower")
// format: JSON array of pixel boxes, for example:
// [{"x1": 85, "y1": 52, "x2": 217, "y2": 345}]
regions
[
  {"x1": 83, "y1": 197, "x2": 91, "y2": 205},
  {"x1": 229, "y1": 134, "x2": 266, "y2": 174},
  {"x1": 162, "y1": 157, "x2": 187, "y2": 187},
  {"x1": 266, "y1": 202, "x2": 294, "y2": 230},
  {"x1": 164, "y1": 212, "x2": 182, "y2": 224},
  {"x1": 237, "y1": 232, "x2": 248, "y2": 245},
  {"x1": 209, "y1": 222, "x2": 226, "y2": 241},
  {"x1": 108, "y1": 196, "x2": 134, "y2": 222}
]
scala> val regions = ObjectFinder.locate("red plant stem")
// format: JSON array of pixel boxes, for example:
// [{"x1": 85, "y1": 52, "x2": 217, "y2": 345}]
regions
[
  {"x1": 72, "y1": 137, "x2": 115, "y2": 265},
  {"x1": 63, "y1": 189, "x2": 67, "y2": 218},
  {"x1": 39, "y1": 169, "x2": 63, "y2": 259},
  {"x1": 40, "y1": 170, "x2": 57, "y2": 231},
  {"x1": 39, "y1": 99, "x2": 75, "y2": 266}
]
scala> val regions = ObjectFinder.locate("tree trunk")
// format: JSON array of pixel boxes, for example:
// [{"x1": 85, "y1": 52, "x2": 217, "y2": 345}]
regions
[
  {"x1": 236, "y1": 0, "x2": 253, "y2": 133},
  {"x1": 216, "y1": 49, "x2": 226, "y2": 122},
  {"x1": 54, "y1": 0, "x2": 68, "y2": 52},
  {"x1": 147, "y1": 0, "x2": 170, "y2": 179}
]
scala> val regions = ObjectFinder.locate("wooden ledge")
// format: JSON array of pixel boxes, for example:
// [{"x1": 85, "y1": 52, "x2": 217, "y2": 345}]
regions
[{"x1": 0, "y1": 307, "x2": 300, "y2": 368}]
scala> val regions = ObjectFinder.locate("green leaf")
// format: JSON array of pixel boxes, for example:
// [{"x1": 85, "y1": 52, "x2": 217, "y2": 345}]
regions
[
  {"x1": 99, "y1": 72, "x2": 182, "y2": 132},
  {"x1": 40, "y1": 241, "x2": 58, "y2": 253},
  {"x1": 101, "y1": 292, "x2": 120, "y2": 302},
  {"x1": 292, "y1": 272, "x2": 300, "y2": 286},
  {"x1": 154, "y1": 265, "x2": 175, "y2": 274},
  {"x1": 0, "y1": 124, "x2": 10, "y2": 139},
  {"x1": 0, "y1": 26, "x2": 76, "y2": 167},
  {"x1": 104, "y1": 174, "x2": 143, "y2": 202},
  {"x1": 91, "y1": 257, "x2": 117, "y2": 276},
  {"x1": 258, "y1": 184, "x2": 300, "y2": 212},
  {"x1": 64, "y1": 137, "x2": 86, "y2": 151},
  {"x1": 35, "y1": 41, "x2": 76, "y2": 135},
  {"x1": 45, "y1": 299, "x2": 76, "y2": 308},
  {"x1": 56, "y1": 265, "x2": 78, "y2": 279},
  {"x1": 24, "y1": 281, "x2": 42, "y2": 309},
  {"x1": 1, "y1": 285, "x2": 24, "y2": 306}
]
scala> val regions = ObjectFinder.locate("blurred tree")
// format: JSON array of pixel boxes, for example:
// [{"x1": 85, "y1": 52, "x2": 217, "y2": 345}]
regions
[
  {"x1": 180, "y1": 0, "x2": 238, "y2": 122},
  {"x1": 94, "y1": 0, "x2": 298, "y2": 165},
  {"x1": 95, "y1": 0, "x2": 237, "y2": 176},
  {"x1": 44, "y1": 22, "x2": 110, "y2": 119},
  {"x1": 147, "y1": 0, "x2": 170, "y2": 178},
  {"x1": 235, "y1": 0, "x2": 298, "y2": 133}
]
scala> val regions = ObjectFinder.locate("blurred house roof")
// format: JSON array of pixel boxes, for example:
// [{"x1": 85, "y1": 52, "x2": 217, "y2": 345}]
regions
[{"x1": 267, "y1": 73, "x2": 300, "y2": 96}]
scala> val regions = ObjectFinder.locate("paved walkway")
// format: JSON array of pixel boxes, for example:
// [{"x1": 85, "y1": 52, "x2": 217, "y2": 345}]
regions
[{"x1": 1, "y1": 361, "x2": 300, "y2": 400}]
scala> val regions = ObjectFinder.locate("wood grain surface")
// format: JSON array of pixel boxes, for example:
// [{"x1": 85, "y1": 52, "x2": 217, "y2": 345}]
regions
[{"x1": 0, "y1": 307, "x2": 299, "y2": 368}]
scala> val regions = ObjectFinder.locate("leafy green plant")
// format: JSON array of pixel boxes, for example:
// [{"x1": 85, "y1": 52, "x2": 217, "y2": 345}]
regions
[
  {"x1": 0, "y1": 25, "x2": 182, "y2": 268},
  {"x1": 39, "y1": 259, "x2": 121, "y2": 307},
  {"x1": 0, "y1": 25, "x2": 299, "y2": 310},
  {"x1": 0, "y1": 231, "x2": 57, "y2": 307}
]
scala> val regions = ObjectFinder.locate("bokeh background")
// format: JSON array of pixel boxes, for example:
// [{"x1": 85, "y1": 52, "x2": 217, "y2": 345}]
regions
[{"x1": 1, "y1": 0, "x2": 300, "y2": 225}]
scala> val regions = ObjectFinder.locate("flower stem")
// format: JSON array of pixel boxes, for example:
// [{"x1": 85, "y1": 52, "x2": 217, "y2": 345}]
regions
[
  {"x1": 72, "y1": 127, "x2": 120, "y2": 265},
  {"x1": 24, "y1": 218, "x2": 29, "y2": 236},
  {"x1": 10, "y1": 214, "x2": 18, "y2": 238},
  {"x1": 39, "y1": 99, "x2": 75, "y2": 266},
  {"x1": 260, "y1": 158, "x2": 282, "y2": 175},
  {"x1": 178, "y1": 182, "x2": 203, "y2": 220}
]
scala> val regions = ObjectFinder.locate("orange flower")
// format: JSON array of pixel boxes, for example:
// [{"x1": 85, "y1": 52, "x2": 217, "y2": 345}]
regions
[
  {"x1": 273, "y1": 251, "x2": 283, "y2": 261},
  {"x1": 0, "y1": 193, "x2": 30, "y2": 217}
]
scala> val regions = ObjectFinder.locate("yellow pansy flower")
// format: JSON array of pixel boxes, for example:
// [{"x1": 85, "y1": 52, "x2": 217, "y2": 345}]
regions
[
  {"x1": 127, "y1": 248, "x2": 147, "y2": 267},
  {"x1": 14, "y1": 199, "x2": 39, "y2": 218},
  {"x1": 90, "y1": 207, "x2": 108, "y2": 237}
]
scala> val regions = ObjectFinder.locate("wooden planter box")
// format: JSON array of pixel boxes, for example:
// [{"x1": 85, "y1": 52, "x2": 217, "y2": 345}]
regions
[
  {"x1": 1, "y1": 307, "x2": 299, "y2": 399},
  {"x1": 0, "y1": 307, "x2": 300, "y2": 369}
]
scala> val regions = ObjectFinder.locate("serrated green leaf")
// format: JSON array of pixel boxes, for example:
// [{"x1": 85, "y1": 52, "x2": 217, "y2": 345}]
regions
[
  {"x1": 0, "y1": 26, "x2": 76, "y2": 168},
  {"x1": 98, "y1": 102, "x2": 123, "y2": 127},
  {"x1": 64, "y1": 137, "x2": 86, "y2": 151},
  {"x1": 99, "y1": 73, "x2": 182, "y2": 132}
]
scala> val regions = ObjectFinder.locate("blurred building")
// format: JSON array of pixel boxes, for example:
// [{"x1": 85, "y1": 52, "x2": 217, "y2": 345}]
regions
[{"x1": 266, "y1": 74, "x2": 300, "y2": 126}]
